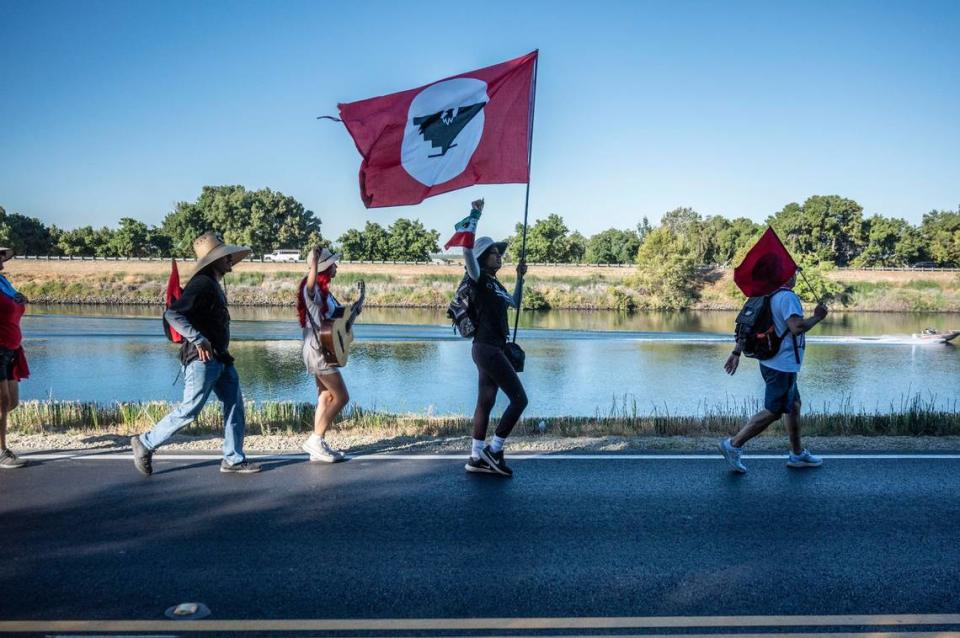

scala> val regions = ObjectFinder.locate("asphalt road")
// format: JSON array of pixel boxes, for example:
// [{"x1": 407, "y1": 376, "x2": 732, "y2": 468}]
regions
[{"x1": 1, "y1": 452, "x2": 959, "y2": 632}]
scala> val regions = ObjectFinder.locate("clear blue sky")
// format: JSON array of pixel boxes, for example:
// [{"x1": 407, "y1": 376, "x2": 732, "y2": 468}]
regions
[{"x1": 1, "y1": 0, "x2": 957, "y2": 242}]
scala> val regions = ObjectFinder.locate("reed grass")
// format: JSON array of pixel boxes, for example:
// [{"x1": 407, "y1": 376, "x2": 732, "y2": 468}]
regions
[{"x1": 9, "y1": 394, "x2": 960, "y2": 438}]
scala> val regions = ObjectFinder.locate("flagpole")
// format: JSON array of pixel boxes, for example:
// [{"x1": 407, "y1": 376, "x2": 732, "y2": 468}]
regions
[
  {"x1": 796, "y1": 267, "x2": 823, "y2": 306},
  {"x1": 512, "y1": 51, "x2": 538, "y2": 344}
]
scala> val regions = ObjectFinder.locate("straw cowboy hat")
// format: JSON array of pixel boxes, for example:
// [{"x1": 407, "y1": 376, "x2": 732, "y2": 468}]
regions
[
  {"x1": 314, "y1": 246, "x2": 340, "y2": 272},
  {"x1": 191, "y1": 232, "x2": 251, "y2": 278},
  {"x1": 0, "y1": 248, "x2": 13, "y2": 263}
]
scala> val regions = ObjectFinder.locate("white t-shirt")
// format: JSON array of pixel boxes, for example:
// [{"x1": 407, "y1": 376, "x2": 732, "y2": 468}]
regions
[
  {"x1": 302, "y1": 285, "x2": 340, "y2": 339},
  {"x1": 760, "y1": 288, "x2": 805, "y2": 373}
]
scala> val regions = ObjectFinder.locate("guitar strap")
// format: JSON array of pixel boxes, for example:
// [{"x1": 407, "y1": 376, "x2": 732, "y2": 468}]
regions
[{"x1": 304, "y1": 287, "x2": 325, "y2": 355}]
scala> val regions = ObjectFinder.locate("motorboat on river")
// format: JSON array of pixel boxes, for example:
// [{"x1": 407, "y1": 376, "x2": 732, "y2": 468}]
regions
[{"x1": 911, "y1": 328, "x2": 960, "y2": 343}]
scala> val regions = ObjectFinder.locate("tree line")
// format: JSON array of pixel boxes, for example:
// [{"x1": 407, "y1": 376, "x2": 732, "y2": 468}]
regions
[{"x1": 1, "y1": 188, "x2": 958, "y2": 267}]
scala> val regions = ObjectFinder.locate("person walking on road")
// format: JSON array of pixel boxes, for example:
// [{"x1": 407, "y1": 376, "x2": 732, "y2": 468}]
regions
[
  {"x1": 459, "y1": 199, "x2": 528, "y2": 477},
  {"x1": 130, "y1": 232, "x2": 260, "y2": 475},
  {"x1": 0, "y1": 248, "x2": 30, "y2": 469},
  {"x1": 720, "y1": 273, "x2": 828, "y2": 473},
  {"x1": 296, "y1": 246, "x2": 361, "y2": 462}
]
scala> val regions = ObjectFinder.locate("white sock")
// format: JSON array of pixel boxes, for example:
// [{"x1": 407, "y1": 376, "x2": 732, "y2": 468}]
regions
[
  {"x1": 490, "y1": 435, "x2": 506, "y2": 453},
  {"x1": 309, "y1": 434, "x2": 323, "y2": 443},
  {"x1": 471, "y1": 438, "x2": 485, "y2": 459}
]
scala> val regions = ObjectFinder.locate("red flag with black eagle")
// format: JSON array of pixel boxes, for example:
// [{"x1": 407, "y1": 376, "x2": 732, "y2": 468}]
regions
[
  {"x1": 164, "y1": 258, "x2": 184, "y2": 343},
  {"x1": 734, "y1": 227, "x2": 798, "y2": 297},
  {"x1": 337, "y1": 51, "x2": 537, "y2": 208}
]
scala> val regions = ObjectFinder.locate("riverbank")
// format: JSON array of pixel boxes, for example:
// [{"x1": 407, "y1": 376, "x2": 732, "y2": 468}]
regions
[
  {"x1": 10, "y1": 398, "x2": 960, "y2": 441},
  {"x1": 8, "y1": 260, "x2": 960, "y2": 311}
]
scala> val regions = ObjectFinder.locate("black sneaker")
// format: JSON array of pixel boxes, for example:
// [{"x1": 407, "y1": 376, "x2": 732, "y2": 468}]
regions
[
  {"x1": 465, "y1": 456, "x2": 496, "y2": 474},
  {"x1": 220, "y1": 459, "x2": 262, "y2": 474},
  {"x1": 0, "y1": 448, "x2": 27, "y2": 469},
  {"x1": 130, "y1": 436, "x2": 153, "y2": 476},
  {"x1": 479, "y1": 446, "x2": 513, "y2": 478}
]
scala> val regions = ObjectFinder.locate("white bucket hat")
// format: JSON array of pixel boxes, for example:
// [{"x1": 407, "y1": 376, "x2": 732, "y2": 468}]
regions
[
  {"x1": 190, "y1": 232, "x2": 251, "y2": 279},
  {"x1": 314, "y1": 247, "x2": 340, "y2": 272},
  {"x1": 472, "y1": 236, "x2": 508, "y2": 259}
]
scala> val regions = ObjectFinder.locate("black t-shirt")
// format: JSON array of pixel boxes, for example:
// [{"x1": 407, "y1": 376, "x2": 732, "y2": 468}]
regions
[
  {"x1": 472, "y1": 273, "x2": 511, "y2": 346},
  {"x1": 171, "y1": 273, "x2": 233, "y2": 365}
]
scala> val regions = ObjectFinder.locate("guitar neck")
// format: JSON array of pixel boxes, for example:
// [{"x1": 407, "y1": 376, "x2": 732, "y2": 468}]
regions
[{"x1": 345, "y1": 300, "x2": 364, "y2": 330}]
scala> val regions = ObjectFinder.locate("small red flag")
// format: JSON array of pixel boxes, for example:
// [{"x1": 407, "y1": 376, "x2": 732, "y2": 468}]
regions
[
  {"x1": 734, "y1": 227, "x2": 798, "y2": 297},
  {"x1": 338, "y1": 51, "x2": 537, "y2": 208},
  {"x1": 165, "y1": 258, "x2": 184, "y2": 343}
]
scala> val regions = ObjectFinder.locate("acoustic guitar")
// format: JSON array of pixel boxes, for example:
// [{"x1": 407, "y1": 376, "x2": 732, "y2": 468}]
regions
[{"x1": 319, "y1": 281, "x2": 365, "y2": 367}]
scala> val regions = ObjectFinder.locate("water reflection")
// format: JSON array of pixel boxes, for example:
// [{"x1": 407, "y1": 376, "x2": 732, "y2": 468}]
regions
[
  {"x1": 16, "y1": 309, "x2": 960, "y2": 416},
  {"x1": 30, "y1": 304, "x2": 960, "y2": 337}
]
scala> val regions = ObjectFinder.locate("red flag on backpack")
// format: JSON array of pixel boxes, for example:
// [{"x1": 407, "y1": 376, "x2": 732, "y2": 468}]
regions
[
  {"x1": 337, "y1": 51, "x2": 537, "y2": 208},
  {"x1": 734, "y1": 227, "x2": 798, "y2": 297},
  {"x1": 164, "y1": 258, "x2": 184, "y2": 343}
]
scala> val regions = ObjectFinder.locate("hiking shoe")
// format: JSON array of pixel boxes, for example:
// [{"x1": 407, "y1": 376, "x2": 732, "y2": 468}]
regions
[
  {"x1": 302, "y1": 437, "x2": 346, "y2": 463},
  {"x1": 465, "y1": 456, "x2": 496, "y2": 474},
  {"x1": 720, "y1": 438, "x2": 747, "y2": 473},
  {"x1": 220, "y1": 459, "x2": 262, "y2": 474},
  {"x1": 787, "y1": 449, "x2": 823, "y2": 468},
  {"x1": 479, "y1": 446, "x2": 513, "y2": 478},
  {"x1": 0, "y1": 448, "x2": 27, "y2": 469},
  {"x1": 130, "y1": 436, "x2": 153, "y2": 476}
]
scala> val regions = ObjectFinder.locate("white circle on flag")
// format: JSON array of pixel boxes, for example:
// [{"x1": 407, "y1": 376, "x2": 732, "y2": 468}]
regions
[{"x1": 401, "y1": 78, "x2": 488, "y2": 186}]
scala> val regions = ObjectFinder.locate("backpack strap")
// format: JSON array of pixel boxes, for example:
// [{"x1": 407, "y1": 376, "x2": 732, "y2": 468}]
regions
[{"x1": 770, "y1": 288, "x2": 801, "y2": 364}]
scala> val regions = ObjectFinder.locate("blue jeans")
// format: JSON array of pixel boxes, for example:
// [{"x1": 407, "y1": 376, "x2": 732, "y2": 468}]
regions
[{"x1": 140, "y1": 360, "x2": 246, "y2": 464}]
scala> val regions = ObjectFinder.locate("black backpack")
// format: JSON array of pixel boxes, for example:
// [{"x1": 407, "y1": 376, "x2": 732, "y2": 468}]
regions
[
  {"x1": 447, "y1": 274, "x2": 478, "y2": 338},
  {"x1": 734, "y1": 289, "x2": 799, "y2": 362}
]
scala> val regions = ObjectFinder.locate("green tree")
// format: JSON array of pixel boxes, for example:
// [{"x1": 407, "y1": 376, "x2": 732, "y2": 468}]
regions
[
  {"x1": 920, "y1": 209, "x2": 960, "y2": 266},
  {"x1": 386, "y1": 218, "x2": 440, "y2": 261},
  {"x1": 660, "y1": 207, "x2": 710, "y2": 263},
  {"x1": 336, "y1": 222, "x2": 390, "y2": 260},
  {"x1": 853, "y1": 215, "x2": 923, "y2": 267},
  {"x1": 703, "y1": 216, "x2": 762, "y2": 265},
  {"x1": 161, "y1": 185, "x2": 321, "y2": 257},
  {"x1": 585, "y1": 228, "x2": 642, "y2": 264},
  {"x1": 767, "y1": 195, "x2": 865, "y2": 266},
  {"x1": 512, "y1": 214, "x2": 577, "y2": 263},
  {"x1": 0, "y1": 207, "x2": 54, "y2": 255},
  {"x1": 108, "y1": 218, "x2": 152, "y2": 257},
  {"x1": 632, "y1": 226, "x2": 700, "y2": 309},
  {"x1": 568, "y1": 231, "x2": 587, "y2": 263}
]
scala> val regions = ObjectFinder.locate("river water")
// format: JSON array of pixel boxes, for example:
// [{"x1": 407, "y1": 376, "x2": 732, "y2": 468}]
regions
[{"x1": 19, "y1": 305, "x2": 960, "y2": 417}]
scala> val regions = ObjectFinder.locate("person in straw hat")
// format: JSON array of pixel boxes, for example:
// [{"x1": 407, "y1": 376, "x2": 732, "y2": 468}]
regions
[
  {"x1": 131, "y1": 231, "x2": 261, "y2": 475},
  {"x1": 0, "y1": 248, "x2": 30, "y2": 469},
  {"x1": 295, "y1": 245, "x2": 360, "y2": 462}
]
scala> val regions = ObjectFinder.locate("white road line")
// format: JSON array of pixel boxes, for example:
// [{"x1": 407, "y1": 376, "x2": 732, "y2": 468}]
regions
[
  {"x1": 18, "y1": 452, "x2": 960, "y2": 461},
  {"x1": 5, "y1": 613, "x2": 960, "y2": 632}
]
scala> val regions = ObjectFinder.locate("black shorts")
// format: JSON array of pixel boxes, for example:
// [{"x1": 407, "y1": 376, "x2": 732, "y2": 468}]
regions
[
  {"x1": 0, "y1": 348, "x2": 18, "y2": 381},
  {"x1": 761, "y1": 365, "x2": 801, "y2": 416}
]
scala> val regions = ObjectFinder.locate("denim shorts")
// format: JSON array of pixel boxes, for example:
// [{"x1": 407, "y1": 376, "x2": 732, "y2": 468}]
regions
[{"x1": 760, "y1": 365, "x2": 801, "y2": 416}]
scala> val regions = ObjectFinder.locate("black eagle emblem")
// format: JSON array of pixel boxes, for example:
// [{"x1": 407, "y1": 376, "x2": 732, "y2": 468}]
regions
[{"x1": 412, "y1": 102, "x2": 486, "y2": 157}]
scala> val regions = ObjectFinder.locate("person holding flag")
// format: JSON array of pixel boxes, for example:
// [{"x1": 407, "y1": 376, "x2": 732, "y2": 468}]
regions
[
  {"x1": 720, "y1": 228, "x2": 829, "y2": 473},
  {"x1": 447, "y1": 199, "x2": 528, "y2": 477}
]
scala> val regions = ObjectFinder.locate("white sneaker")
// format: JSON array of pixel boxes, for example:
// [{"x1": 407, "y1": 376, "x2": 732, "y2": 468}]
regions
[
  {"x1": 302, "y1": 437, "x2": 345, "y2": 463},
  {"x1": 719, "y1": 438, "x2": 747, "y2": 473},
  {"x1": 787, "y1": 449, "x2": 823, "y2": 468}
]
